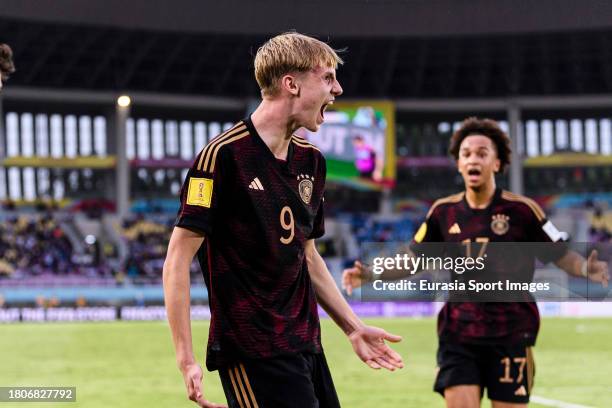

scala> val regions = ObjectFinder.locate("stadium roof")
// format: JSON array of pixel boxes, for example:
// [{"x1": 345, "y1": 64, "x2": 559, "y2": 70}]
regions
[
  {"x1": 2, "y1": 0, "x2": 612, "y2": 37},
  {"x1": 2, "y1": 1, "x2": 612, "y2": 98}
]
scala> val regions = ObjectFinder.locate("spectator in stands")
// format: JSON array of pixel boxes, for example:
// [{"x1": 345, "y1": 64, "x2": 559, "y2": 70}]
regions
[
  {"x1": 0, "y1": 43, "x2": 15, "y2": 91},
  {"x1": 590, "y1": 205, "x2": 611, "y2": 243},
  {"x1": 121, "y1": 216, "x2": 187, "y2": 282},
  {"x1": 0, "y1": 215, "x2": 76, "y2": 278}
]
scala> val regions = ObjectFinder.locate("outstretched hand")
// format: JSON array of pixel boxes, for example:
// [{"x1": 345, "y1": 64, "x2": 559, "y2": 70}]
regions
[
  {"x1": 342, "y1": 260, "x2": 369, "y2": 296},
  {"x1": 348, "y1": 325, "x2": 404, "y2": 371},
  {"x1": 586, "y1": 250, "x2": 610, "y2": 288}
]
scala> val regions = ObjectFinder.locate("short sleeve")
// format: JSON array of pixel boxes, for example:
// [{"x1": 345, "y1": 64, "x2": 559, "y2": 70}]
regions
[
  {"x1": 174, "y1": 148, "x2": 228, "y2": 236},
  {"x1": 409, "y1": 206, "x2": 445, "y2": 257},
  {"x1": 529, "y1": 210, "x2": 569, "y2": 263},
  {"x1": 412, "y1": 207, "x2": 444, "y2": 244},
  {"x1": 308, "y1": 156, "x2": 327, "y2": 240},
  {"x1": 309, "y1": 198, "x2": 325, "y2": 239}
]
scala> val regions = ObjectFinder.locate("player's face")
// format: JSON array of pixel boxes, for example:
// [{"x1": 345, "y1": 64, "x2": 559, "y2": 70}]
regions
[
  {"x1": 296, "y1": 66, "x2": 343, "y2": 132},
  {"x1": 457, "y1": 135, "x2": 500, "y2": 190}
]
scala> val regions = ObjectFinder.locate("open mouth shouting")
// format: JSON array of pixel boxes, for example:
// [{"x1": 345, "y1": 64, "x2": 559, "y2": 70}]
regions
[
  {"x1": 467, "y1": 168, "x2": 482, "y2": 182},
  {"x1": 318, "y1": 99, "x2": 334, "y2": 123}
]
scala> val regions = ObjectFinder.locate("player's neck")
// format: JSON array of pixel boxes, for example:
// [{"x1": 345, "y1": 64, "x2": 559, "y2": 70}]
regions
[
  {"x1": 251, "y1": 100, "x2": 295, "y2": 160},
  {"x1": 464, "y1": 180, "x2": 496, "y2": 209}
]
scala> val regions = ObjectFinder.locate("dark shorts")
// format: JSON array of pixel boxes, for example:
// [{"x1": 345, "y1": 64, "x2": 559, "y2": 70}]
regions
[
  {"x1": 434, "y1": 341, "x2": 535, "y2": 404},
  {"x1": 219, "y1": 352, "x2": 340, "y2": 408}
]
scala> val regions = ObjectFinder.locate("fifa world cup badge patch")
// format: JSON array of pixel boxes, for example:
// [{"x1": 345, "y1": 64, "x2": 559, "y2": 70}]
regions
[
  {"x1": 297, "y1": 174, "x2": 314, "y2": 204},
  {"x1": 186, "y1": 177, "x2": 213, "y2": 207},
  {"x1": 491, "y1": 214, "x2": 510, "y2": 235},
  {"x1": 414, "y1": 222, "x2": 427, "y2": 243}
]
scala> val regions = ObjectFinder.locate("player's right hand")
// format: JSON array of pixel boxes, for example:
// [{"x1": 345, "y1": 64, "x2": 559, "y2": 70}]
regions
[
  {"x1": 180, "y1": 362, "x2": 227, "y2": 408},
  {"x1": 342, "y1": 260, "x2": 368, "y2": 296}
]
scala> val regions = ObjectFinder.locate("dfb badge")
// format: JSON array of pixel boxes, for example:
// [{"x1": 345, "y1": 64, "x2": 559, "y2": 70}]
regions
[
  {"x1": 297, "y1": 174, "x2": 314, "y2": 205},
  {"x1": 491, "y1": 214, "x2": 510, "y2": 235}
]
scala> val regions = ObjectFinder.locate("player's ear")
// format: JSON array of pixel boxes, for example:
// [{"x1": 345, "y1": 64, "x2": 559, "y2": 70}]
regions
[
  {"x1": 281, "y1": 73, "x2": 300, "y2": 97},
  {"x1": 493, "y1": 158, "x2": 501, "y2": 173}
]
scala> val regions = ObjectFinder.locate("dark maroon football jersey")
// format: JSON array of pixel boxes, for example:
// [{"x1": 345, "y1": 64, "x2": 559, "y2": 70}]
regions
[
  {"x1": 411, "y1": 188, "x2": 568, "y2": 346},
  {"x1": 175, "y1": 117, "x2": 326, "y2": 370}
]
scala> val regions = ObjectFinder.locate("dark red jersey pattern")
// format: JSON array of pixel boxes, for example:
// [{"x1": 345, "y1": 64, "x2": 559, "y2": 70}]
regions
[
  {"x1": 175, "y1": 117, "x2": 327, "y2": 371},
  {"x1": 411, "y1": 188, "x2": 568, "y2": 346}
]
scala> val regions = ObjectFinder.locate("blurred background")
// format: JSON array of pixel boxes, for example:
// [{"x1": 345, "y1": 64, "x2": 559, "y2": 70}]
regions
[{"x1": 0, "y1": 1, "x2": 611, "y2": 407}]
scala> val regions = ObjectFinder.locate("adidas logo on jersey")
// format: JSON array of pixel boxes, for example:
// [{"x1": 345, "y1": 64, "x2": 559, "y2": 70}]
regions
[
  {"x1": 514, "y1": 385, "x2": 527, "y2": 396},
  {"x1": 448, "y1": 223, "x2": 461, "y2": 234},
  {"x1": 248, "y1": 177, "x2": 264, "y2": 191}
]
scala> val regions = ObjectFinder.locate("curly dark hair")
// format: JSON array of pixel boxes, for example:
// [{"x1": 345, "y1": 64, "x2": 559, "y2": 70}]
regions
[
  {"x1": 0, "y1": 43, "x2": 16, "y2": 81},
  {"x1": 448, "y1": 117, "x2": 511, "y2": 173}
]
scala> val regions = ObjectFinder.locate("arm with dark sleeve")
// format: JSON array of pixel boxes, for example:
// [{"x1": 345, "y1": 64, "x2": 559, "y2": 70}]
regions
[
  {"x1": 306, "y1": 156, "x2": 360, "y2": 332},
  {"x1": 528, "y1": 205, "x2": 608, "y2": 284},
  {"x1": 306, "y1": 158, "x2": 357, "y2": 331},
  {"x1": 528, "y1": 208, "x2": 569, "y2": 264},
  {"x1": 163, "y1": 149, "x2": 228, "y2": 407},
  {"x1": 174, "y1": 149, "x2": 227, "y2": 235},
  {"x1": 539, "y1": 216, "x2": 611, "y2": 284}
]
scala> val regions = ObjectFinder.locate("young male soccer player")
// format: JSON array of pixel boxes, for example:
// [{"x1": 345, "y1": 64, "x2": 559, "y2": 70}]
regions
[
  {"x1": 0, "y1": 43, "x2": 16, "y2": 91},
  {"x1": 343, "y1": 117, "x2": 609, "y2": 408},
  {"x1": 164, "y1": 32, "x2": 403, "y2": 408}
]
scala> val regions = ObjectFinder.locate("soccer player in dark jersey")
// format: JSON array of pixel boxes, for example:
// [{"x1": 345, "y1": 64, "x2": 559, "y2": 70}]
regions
[
  {"x1": 343, "y1": 117, "x2": 609, "y2": 408},
  {"x1": 164, "y1": 32, "x2": 403, "y2": 408},
  {"x1": 0, "y1": 43, "x2": 16, "y2": 92}
]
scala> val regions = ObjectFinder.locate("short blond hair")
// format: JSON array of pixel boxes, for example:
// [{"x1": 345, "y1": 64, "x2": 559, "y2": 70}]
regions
[{"x1": 254, "y1": 32, "x2": 343, "y2": 97}]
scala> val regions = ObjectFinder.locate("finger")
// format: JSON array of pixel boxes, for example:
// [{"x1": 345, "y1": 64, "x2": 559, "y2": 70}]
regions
[
  {"x1": 186, "y1": 379, "x2": 196, "y2": 402},
  {"x1": 202, "y1": 400, "x2": 228, "y2": 408},
  {"x1": 355, "y1": 260, "x2": 363, "y2": 269},
  {"x1": 374, "y1": 356, "x2": 396, "y2": 371},
  {"x1": 342, "y1": 270, "x2": 353, "y2": 292},
  {"x1": 184, "y1": 372, "x2": 196, "y2": 402},
  {"x1": 365, "y1": 359, "x2": 381, "y2": 369},
  {"x1": 191, "y1": 375, "x2": 204, "y2": 401},
  {"x1": 588, "y1": 250, "x2": 598, "y2": 264},
  {"x1": 375, "y1": 345, "x2": 403, "y2": 367},
  {"x1": 383, "y1": 347, "x2": 404, "y2": 365},
  {"x1": 344, "y1": 274, "x2": 353, "y2": 296},
  {"x1": 345, "y1": 269, "x2": 359, "y2": 295},
  {"x1": 382, "y1": 331, "x2": 402, "y2": 343}
]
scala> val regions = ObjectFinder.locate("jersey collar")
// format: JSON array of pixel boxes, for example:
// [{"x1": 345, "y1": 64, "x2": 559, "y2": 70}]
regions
[
  {"x1": 244, "y1": 115, "x2": 296, "y2": 175},
  {"x1": 462, "y1": 187, "x2": 502, "y2": 214}
]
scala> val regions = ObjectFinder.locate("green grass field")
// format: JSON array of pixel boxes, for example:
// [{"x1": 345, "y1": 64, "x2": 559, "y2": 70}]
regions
[{"x1": 1, "y1": 317, "x2": 611, "y2": 407}]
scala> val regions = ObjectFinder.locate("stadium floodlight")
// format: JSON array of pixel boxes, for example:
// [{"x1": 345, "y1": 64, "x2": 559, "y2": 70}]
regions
[
  {"x1": 85, "y1": 235, "x2": 96, "y2": 245},
  {"x1": 117, "y1": 95, "x2": 131, "y2": 107}
]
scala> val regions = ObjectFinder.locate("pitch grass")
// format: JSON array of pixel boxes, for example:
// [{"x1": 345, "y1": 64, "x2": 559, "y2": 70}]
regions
[{"x1": 0, "y1": 318, "x2": 611, "y2": 408}]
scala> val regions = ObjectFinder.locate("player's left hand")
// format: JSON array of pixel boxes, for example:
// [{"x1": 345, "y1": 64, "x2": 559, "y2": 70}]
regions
[
  {"x1": 586, "y1": 250, "x2": 610, "y2": 288},
  {"x1": 348, "y1": 325, "x2": 404, "y2": 371}
]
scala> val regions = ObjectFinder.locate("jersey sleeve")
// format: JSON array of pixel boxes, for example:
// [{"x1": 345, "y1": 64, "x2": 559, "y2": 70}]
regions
[
  {"x1": 409, "y1": 205, "x2": 445, "y2": 257},
  {"x1": 309, "y1": 199, "x2": 325, "y2": 239},
  {"x1": 174, "y1": 147, "x2": 229, "y2": 236},
  {"x1": 527, "y1": 203, "x2": 569, "y2": 263},
  {"x1": 308, "y1": 155, "x2": 327, "y2": 240}
]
